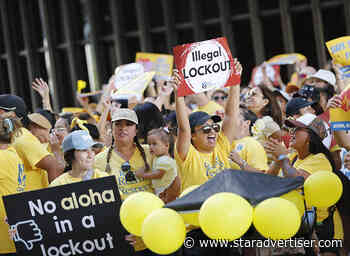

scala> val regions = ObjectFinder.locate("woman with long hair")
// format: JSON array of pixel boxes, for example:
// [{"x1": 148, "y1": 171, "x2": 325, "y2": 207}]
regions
[
  {"x1": 94, "y1": 108, "x2": 180, "y2": 256},
  {"x1": 265, "y1": 113, "x2": 343, "y2": 256},
  {"x1": 245, "y1": 84, "x2": 283, "y2": 127}
]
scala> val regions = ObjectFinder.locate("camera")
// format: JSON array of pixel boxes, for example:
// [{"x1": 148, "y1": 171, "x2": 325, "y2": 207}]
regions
[{"x1": 121, "y1": 162, "x2": 137, "y2": 182}]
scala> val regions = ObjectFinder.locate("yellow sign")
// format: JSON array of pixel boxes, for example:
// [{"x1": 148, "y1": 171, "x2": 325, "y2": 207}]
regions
[
  {"x1": 267, "y1": 53, "x2": 306, "y2": 65},
  {"x1": 136, "y1": 52, "x2": 173, "y2": 81},
  {"x1": 326, "y1": 36, "x2": 350, "y2": 78},
  {"x1": 112, "y1": 72, "x2": 155, "y2": 101},
  {"x1": 330, "y1": 83, "x2": 350, "y2": 130}
]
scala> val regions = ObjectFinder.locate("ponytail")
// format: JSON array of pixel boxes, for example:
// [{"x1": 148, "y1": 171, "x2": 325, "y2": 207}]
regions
[
  {"x1": 134, "y1": 136, "x2": 150, "y2": 171},
  {"x1": 105, "y1": 136, "x2": 114, "y2": 173}
]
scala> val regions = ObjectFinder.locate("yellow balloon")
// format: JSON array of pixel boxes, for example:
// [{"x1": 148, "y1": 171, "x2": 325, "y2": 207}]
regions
[
  {"x1": 199, "y1": 192, "x2": 253, "y2": 240},
  {"x1": 304, "y1": 171, "x2": 343, "y2": 208},
  {"x1": 280, "y1": 190, "x2": 305, "y2": 217},
  {"x1": 253, "y1": 198, "x2": 301, "y2": 240},
  {"x1": 120, "y1": 192, "x2": 164, "y2": 236},
  {"x1": 179, "y1": 185, "x2": 200, "y2": 226},
  {"x1": 142, "y1": 208, "x2": 186, "y2": 255}
]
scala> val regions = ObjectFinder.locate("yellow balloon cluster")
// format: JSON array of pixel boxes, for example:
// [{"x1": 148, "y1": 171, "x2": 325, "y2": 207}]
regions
[
  {"x1": 253, "y1": 198, "x2": 301, "y2": 240},
  {"x1": 179, "y1": 185, "x2": 200, "y2": 226},
  {"x1": 142, "y1": 208, "x2": 186, "y2": 255},
  {"x1": 120, "y1": 192, "x2": 164, "y2": 236},
  {"x1": 304, "y1": 171, "x2": 343, "y2": 208},
  {"x1": 199, "y1": 193, "x2": 253, "y2": 240}
]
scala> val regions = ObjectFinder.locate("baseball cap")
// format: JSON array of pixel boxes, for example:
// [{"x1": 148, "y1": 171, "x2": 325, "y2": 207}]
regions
[
  {"x1": 0, "y1": 94, "x2": 27, "y2": 118},
  {"x1": 111, "y1": 108, "x2": 138, "y2": 124},
  {"x1": 286, "y1": 97, "x2": 316, "y2": 117},
  {"x1": 307, "y1": 69, "x2": 336, "y2": 87},
  {"x1": 189, "y1": 111, "x2": 221, "y2": 130},
  {"x1": 28, "y1": 113, "x2": 52, "y2": 130},
  {"x1": 62, "y1": 130, "x2": 97, "y2": 153},
  {"x1": 285, "y1": 113, "x2": 331, "y2": 149}
]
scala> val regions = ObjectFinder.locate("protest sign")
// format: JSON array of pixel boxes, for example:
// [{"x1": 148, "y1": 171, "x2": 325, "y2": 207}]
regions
[
  {"x1": 326, "y1": 36, "x2": 350, "y2": 78},
  {"x1": 267, "y1": 53, "x2": 306, "y2": 65},
  {"x1": 112, "y1": 71, "x2": 155, "y2": 101},
  {"x1": 173, "y1": 37, "x2": 240, "y2": 97},
  {"x1": 330, "y1": 84, "x2": 350, "y2": 130},
  {"x1": 114, "y1": 63, "x2": 144, "y2": 89},
  {"x1": 136, "y1": 52, "x2": 173, "y2": 81},
  {"x1": 3, "y1": 176, "x2": 133, "y2": 256}
]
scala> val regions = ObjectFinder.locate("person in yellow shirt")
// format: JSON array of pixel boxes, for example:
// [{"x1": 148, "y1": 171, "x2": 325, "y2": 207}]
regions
[
  {"x1": 0, "y1": 95, "x2": 63, "y2": 191},
  {"x1": 172, "y1": 60, "x2": 243, "y2": 255},
  {"x1": 50, "y1": 130, "x2": 107, "y2": 187},
  {"x1": 265, "y1": 113, "x2": 343, "y2": 256},
  {"x1": 94, "y1": 108, "x2": 156, "y2": 255},
  {"x1": 0, "y1": 111, "x2": 25, "y2": 255},
  {"x1": 229, "y1": 107, "x2": 269, "y2": 172}
]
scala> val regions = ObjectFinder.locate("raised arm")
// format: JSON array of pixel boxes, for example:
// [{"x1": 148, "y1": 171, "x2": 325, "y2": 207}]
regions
[
  {"x1": 32, "y1": 78, "x2": 52, "y2": 112},
  {"x1": 171, "y1": 70, "x2": 191, "y2": 161},
  {"x1": 222, "y1": 59, "x2": 242, "y2": 144}
]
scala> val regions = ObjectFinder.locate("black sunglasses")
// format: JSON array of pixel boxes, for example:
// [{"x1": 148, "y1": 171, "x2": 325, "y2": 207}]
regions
[
  {"x1": 213, "y1": 96, "x2": 227, "y2": 101},
  {"x1": 198, "y1": 123, "x2": 221, "y2": 134}
]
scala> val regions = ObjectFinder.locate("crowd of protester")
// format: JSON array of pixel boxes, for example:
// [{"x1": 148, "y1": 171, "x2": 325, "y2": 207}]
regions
[{"x1": 0, "y1": 52, "x2": 350, "y2": 256}]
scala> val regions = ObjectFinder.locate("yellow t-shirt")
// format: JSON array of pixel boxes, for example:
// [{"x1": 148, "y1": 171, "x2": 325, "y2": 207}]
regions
[
  {"x1": 12, "y1": 128, "x2": 50, "y2": 191},
  {"x1": 94, "y1": 145, "x2": 154, "y2": 201},
  {"x1": 192, "y1": 100, "x2": 224, "y2": 115},
  {"x1": 0, "y1": 147, "x2": 25, "y2": 253},
  {"x1": 151, "y1": 155, "x2": 177, "y2": 194},
  {"x1": 230, "y1": 136, "x2": 269, "y2": 171},
  {"x1": 49, "y1": 169, "x2": 108, "y2": 187},
  {"x1": 175, "y1": 131, "x2": 231, "y2": 192},
  {"x1": 289, "y1": 152, "x2": 343, "y2": 239}
]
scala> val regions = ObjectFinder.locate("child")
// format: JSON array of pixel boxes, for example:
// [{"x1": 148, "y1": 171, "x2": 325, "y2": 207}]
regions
[{"x1": 135, "y1": 127, "x2": 178, "y2": 203}]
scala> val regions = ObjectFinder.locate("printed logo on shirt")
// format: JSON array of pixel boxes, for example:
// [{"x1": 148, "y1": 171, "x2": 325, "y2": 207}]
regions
[
  {"x1": 117, "y1": 170, "x2": 143, "y2": 186},
  {"x1": 205, "y1": 157, "x2": 225, "y2": 177},
  {"x1": 17, "y1": 163, "x2": 26, "y2": 192}
]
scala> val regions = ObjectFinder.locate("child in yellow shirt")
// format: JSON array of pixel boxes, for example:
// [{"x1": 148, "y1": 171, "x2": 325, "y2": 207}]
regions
[{"x1": 136, "y1": 127, "x2": 179, "y2": 203}]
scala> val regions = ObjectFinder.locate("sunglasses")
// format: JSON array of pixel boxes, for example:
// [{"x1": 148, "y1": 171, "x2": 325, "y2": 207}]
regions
[
  {"x1": 213, "y1": 96, "x2": 227, "y2": 101},
  {"x1": 198, "y1": 123, "x2": 221, "y2": 134}
]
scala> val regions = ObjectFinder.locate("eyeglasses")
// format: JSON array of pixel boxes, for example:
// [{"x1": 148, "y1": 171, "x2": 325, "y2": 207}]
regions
[
  {"x1": 198, "y1": 123, "x2": 221, "y2": 134},
  {"x1": 213, "y1": 96, "x2": 227, "y2": 101}
]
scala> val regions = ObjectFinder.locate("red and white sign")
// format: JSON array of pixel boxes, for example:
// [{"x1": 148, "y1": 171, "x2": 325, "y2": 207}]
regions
[{"x1": 173, "y1": 37, "x2": 240, "y2": 97}]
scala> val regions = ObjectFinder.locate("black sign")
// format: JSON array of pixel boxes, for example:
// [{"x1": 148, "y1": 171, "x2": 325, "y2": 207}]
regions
[{"x1": 3, "y1": 176, "x2": 133, "y2": 256}]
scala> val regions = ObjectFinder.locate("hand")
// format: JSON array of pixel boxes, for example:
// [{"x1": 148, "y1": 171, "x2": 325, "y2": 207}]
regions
[
  {"x1": 264, "y1": 138, "x2": 289, "y2": 161},
  {"x1": 332, "y1": 60, "x2": 343, "y2": 76},
  {"x1": 169, "y1": 69, "x2": 181, "y2": 96},
  {"x1": 135, "y1": 168, "x2": 145, "y2": 178},
  {"x1": 49, "y1": 132, "x2": 61, "y2": 152},
  {"x1": 233, "y1": 58, "x2": 242, "y2": 76},
  {"x1": 229, "y1": 150, "x2": 243, "y2": 165},
  {"x1": 102, "y1": 98, "x2": 112, "y2": 112},
  {"x1": 326, "y1": 95, "x2": 342, "y2": 110},
  {"x1": 125, "y1": 234, "x2": 137, "y2": 245},
  {"x1": 344, "y1": 152, "x2": 350, "y2": 169},
  {"x1": 32, "y1": 78, "x2": 50, "y2": 100}
]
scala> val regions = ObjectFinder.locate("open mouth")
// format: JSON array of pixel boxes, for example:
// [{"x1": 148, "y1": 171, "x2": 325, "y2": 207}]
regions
[{"x1": 207, "y1": 135, "x2": 216, "y2": 144}]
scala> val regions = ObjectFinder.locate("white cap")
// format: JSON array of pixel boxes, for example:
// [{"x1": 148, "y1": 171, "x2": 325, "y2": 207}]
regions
[
  {"x1": 285, "y1": 113, "x2": 331, "y2": 149},
  {"x1": 307, "y1": 69, "x2": 336, "y2": 87}
]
